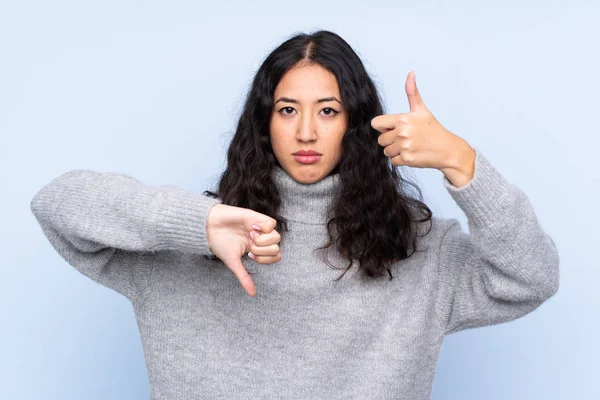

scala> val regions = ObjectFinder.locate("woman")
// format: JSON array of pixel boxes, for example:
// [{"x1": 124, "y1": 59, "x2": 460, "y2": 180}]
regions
[{"x1": 30, "y1": 30, "x2": 559, "y2": 399}]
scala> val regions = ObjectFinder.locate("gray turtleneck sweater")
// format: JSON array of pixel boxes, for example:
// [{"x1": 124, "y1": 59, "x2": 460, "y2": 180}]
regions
[{"x1": 30, "y1": 149, "x2": 559, "y2": 399}]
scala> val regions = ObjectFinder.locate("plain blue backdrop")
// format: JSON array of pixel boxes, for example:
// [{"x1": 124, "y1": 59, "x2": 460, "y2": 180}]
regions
[{"x1": 2, "y1": 0, "x2": 598, "y2": 399}]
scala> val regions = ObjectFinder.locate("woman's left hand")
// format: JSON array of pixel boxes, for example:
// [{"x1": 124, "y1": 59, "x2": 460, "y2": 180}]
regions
[{"x1": 371, "y1": 71, "x2": 476, "y2": 186}]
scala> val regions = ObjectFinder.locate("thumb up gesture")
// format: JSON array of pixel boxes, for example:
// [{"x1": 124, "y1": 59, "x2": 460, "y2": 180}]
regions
[
  {"x1": 371, "y1": 71, "x2": 473, "y2": 174},
  {"x1": 206, "y1": 204, "x2": 281, "y2": 297}
]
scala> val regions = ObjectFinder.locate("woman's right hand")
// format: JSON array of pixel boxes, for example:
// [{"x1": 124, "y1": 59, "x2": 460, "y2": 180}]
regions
[{"x1": 206, "y1": 204, "x2": 281, "y2": 297}]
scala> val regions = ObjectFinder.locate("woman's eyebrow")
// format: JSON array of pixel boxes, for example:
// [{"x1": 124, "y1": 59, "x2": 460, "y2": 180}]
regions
[{"x1": 274, "y1": 96, "x2": 341, "y2": 105}]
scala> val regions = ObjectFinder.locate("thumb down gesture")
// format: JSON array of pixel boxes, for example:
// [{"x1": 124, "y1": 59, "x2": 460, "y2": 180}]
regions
[{"x1": 206, "y1": 204, "x2": 281, "y2": 297}]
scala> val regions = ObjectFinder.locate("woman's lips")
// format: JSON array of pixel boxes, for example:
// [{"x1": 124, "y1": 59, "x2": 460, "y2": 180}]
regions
[{"x1": 293, "y1": 154, "x2": 322, "y2": 164}]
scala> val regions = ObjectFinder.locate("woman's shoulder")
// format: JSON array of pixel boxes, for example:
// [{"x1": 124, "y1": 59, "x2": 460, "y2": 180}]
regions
[{"x1": 413, "y1": 214, "x2": 460, "y2": 251}]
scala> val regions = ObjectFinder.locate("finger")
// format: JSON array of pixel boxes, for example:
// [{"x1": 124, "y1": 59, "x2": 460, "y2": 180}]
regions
[
  {"x1": 225, "y1": 259, "x2": 256, "y2": 297},
  {"x1": 246, "y1": 210, "x2": 277, "y2": 234},
  {"x1": 371, "y1": 113, "x2": 410, "y2": 135},
  {"x1": 391, "y1": 154, "x2": 407, "y2": 167},
  {"x1": 251, "y1": 253, "x2": 282, "y2": 264},
  {"x1": 382, "y1": 140, "x2": 404, "y2": 159},
  {"x1": 249, "y1": 242, "x2": 280, "y2": 257},
  {"x1": 405, "y1": 71, "x2": 427, "y2": 112},
  {"x1": 377, "y1": 128, "x2": 406, "y2": 148},
  {"x1": 370, "y1": 114, "x2": 398, "y2": 133},
  {"x1": 251, "y1": 228, "x2": 280, "y2": 246}
]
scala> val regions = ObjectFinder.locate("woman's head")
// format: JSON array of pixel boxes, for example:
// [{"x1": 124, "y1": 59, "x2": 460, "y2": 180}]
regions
[
  {"x1": 206, "y1": 30, "x2": 432, "y2": 279},
  {"x1": 270, "y1": 61, "x2": 347, "y2": 184}
]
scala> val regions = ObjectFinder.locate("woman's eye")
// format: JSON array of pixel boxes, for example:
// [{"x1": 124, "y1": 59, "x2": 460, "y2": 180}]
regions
[
  {"x1": 279, "y1": 107, "x2": 296, "y2": 115},
  {"x1": 320, "y1": 107, "x2": 339, "y2": 116}
]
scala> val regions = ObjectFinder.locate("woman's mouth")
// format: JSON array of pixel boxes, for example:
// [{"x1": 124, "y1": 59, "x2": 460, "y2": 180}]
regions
[{"x1": 293, "y1": 154, "x2": 322, "y2": 164}]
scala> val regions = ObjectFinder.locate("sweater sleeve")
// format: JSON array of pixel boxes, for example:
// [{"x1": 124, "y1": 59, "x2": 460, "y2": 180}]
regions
[
  {"x1": 30, "y1": 169, "x2": 222, "y2": 302},
  {"x1": 435, "y1": 149, "x2": 560, "y2": 336}
]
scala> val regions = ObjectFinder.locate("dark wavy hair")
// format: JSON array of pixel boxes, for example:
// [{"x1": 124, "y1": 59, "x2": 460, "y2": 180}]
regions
[{"x1": 204, "y1": 30, "x2": 433, "y2": 280}]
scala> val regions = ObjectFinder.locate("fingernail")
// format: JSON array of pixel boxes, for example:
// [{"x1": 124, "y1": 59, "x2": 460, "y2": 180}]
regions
[
  {"x1": 252, "y1": 224, "x2": 261, "y2": 231},
  {"x1": 248, "y1": 252, "x2": 255, "y2": 260}
]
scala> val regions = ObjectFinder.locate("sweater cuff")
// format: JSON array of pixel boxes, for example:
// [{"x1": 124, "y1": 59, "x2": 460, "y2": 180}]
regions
[
  {"x1": 442, "y1": 148, "x2": 516, "y2": 228},
  {"x1": 154, "y1": 187, "x2": 222, "y2": 255}
]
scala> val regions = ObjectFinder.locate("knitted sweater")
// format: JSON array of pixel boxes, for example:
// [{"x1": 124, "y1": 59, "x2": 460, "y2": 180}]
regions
[{"x1": 30, "y1": 149, "x2": 559, "y2": 399}]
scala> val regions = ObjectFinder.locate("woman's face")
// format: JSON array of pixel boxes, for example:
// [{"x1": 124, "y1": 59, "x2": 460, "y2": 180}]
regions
[{"x1": 269, "y1": 62, "x2": 347, "y2": 184}]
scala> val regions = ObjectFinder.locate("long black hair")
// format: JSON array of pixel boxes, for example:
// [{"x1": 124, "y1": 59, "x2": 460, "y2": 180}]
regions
[{"x1": 204, "y1": 30, "x2": 433, "y2": 280}]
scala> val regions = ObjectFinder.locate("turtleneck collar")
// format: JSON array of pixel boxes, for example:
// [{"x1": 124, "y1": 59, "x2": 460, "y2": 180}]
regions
[{"x1": 271, "y1": 165, "x2": 340, "y2": 225}]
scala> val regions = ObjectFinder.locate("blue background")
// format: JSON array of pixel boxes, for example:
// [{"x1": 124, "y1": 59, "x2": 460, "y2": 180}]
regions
[{"x1": 2, "y1": 0, "x2": 597, "y2": 399}]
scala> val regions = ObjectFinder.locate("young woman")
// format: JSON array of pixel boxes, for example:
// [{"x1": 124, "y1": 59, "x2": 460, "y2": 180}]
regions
[{"x1": 30, "y1": 30, "x2": 559, "y2": 399}]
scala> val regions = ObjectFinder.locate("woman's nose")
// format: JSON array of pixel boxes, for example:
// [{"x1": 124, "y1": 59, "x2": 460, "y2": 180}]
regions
[{"x1": 296, "y1": 113, "x2": 318, "y2": 142}]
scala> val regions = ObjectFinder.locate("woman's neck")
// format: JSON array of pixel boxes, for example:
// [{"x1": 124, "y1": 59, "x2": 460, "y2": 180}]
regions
[{"x1": 271, "y1": 165, "x2": 340, "y2": 224}]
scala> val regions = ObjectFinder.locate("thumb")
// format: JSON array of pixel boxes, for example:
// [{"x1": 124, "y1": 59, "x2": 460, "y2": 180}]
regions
[
  {"x1": 405, "y1": 71, "x2": 427, "y2": 112},
  {"x1": 246, "y1": 210, "x2": 277, "y2": 234},
  {"x1": 225, "y1": 257, "x2": 256, "y2": 297}
]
